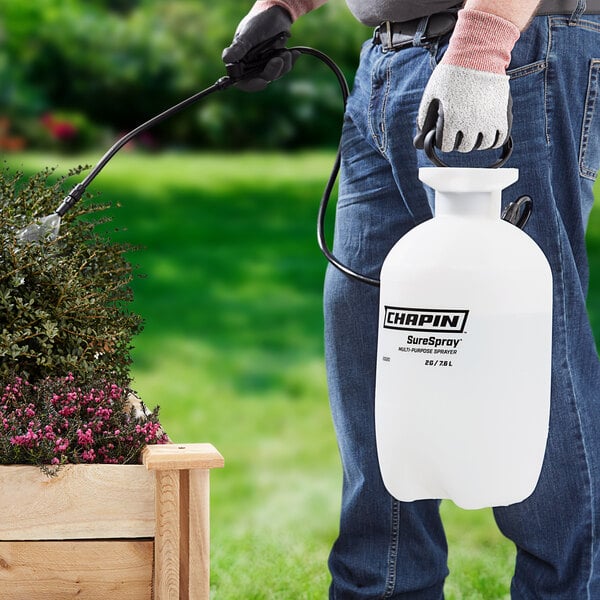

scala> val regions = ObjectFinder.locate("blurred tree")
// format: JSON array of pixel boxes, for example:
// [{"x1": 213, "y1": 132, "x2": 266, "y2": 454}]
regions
[{"x1": 0, "y1": 0, "x2": 369, "y2": 149}]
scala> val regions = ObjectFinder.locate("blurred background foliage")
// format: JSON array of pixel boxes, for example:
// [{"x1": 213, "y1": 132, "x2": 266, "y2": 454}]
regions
[{"x1": 0, "y1": 0, "x2": 369, "y2": 151}]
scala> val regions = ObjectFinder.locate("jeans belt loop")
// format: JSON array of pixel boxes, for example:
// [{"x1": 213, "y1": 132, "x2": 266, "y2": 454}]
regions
[
  {"x1": 413, "y1": 15, "x2": 430, "y2": 47},
  {"x1": 385, "y1": 20, "x2": 393, "y2": 51},
  {"x1": 570, "y1": 0, "x2": 586, "y2": 23}
]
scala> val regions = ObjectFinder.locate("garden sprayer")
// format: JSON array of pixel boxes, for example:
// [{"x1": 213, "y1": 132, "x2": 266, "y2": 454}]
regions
[{"x1": 16, "y1": 33, "x2": 553, "y2": 510}]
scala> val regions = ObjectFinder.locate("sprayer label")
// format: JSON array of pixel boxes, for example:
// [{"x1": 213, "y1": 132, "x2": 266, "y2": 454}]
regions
[
  {"x1": 383, "y1": 307, "x2": 469, "y2": 333},
  {"x1": 406, "y1": 335, "x2": 461, "y2": 348}
]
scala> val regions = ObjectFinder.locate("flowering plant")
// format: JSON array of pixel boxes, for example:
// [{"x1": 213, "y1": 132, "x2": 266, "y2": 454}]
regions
[
  {"x1": 0, "y1": 374, "x2": 168, "y2": 473},
  {"x1": 0, "y1": 165, "x2": 169, "y2": 470}
]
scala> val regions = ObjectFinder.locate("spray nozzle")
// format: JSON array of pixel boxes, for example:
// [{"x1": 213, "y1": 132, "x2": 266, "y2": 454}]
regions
[
  {"x1": 16, "y1": 183, "x2": 87, "y2": 244},
  {"x1": 16, "y1": 212, "x2": 62, "y2": 244},
  {"x1": 55, "y1": 183, "x2": 86, "y2": 217}
]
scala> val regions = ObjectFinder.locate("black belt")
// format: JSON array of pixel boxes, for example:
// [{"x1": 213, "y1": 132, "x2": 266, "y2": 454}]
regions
[
  {"x1": 373, "y1": 1, "x2": 600, "y2": 52},
  {"x1": 373, "y1": 12, "x2": 457, "y2": 52}
]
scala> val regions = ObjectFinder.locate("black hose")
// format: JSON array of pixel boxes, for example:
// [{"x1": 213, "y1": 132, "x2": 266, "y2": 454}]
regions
[{"x1": 292, "y1": 47, "x2": 381, "y2": 287}]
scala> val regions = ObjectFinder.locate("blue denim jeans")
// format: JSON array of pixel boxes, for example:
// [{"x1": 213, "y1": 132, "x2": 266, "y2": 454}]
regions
[{"x1": 324, "y1": 10, "x2": 600, "y2": 599}]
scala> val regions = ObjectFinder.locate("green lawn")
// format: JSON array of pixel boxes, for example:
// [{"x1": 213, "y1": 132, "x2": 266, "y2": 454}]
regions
[{"x1": 5, "y1": 151, "x2": 600, "y2": 599}]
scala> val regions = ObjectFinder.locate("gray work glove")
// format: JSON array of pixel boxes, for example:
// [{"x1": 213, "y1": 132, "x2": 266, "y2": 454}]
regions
[
  {"x1": 414, "y1": 8, "x2": 520, "y2": 154},
  {"x1": 415, "y1": 65, "x2": 513, "y2": 153},
  {"x1": 222, "y1": 6, "x2": 297, "y2": 92}
]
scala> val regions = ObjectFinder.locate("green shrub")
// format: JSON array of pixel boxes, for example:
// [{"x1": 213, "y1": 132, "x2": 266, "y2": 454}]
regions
[{"x1": 0, "y1": 164, "x2": 143, "y2": 386}]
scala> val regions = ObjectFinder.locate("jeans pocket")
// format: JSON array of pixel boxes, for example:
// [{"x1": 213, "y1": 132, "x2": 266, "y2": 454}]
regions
[
  {"x1": 508, "y1": 60, "x2": 547, "y2": 81},
  {"x1": 580, "y1": 59, "x2": 600, "y2": 180}
]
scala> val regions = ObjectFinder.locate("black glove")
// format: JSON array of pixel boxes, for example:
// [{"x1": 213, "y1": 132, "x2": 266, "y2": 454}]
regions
[{"x1": 222, "y1": 6, "x2": 297, "y2": 92}]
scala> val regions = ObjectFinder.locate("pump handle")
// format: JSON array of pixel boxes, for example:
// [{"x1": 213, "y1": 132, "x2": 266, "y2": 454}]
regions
[{"x1": 423, "y1": 129, "x2": 514, "y2": 169}]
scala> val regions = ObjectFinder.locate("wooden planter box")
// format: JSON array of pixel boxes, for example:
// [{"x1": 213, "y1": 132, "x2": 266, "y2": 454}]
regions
[{"x1": 0, "y1": 443, "x2": 223, "y2": 600}]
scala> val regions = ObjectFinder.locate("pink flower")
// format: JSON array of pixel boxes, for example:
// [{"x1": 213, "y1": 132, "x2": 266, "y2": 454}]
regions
[
  {"x1": 54, "y1": 438, "x2": 69, "y2": 453},
  {"x1": 76, "y1": 428, "x2": 94, "y2": 447},
  {"x1": 81, "y1": 449, "x2": 96, "y2": 462}
]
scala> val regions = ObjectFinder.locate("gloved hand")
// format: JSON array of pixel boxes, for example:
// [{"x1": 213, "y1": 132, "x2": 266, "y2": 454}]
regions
[
  {"x1": 414, "y1": 9, "x2": 520, "y2": 153},
  {"x1": 222, "y1": 6, "x2": 297, "y2": 92}
]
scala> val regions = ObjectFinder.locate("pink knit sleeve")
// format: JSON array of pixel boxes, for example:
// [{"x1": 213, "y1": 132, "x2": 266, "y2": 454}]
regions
[
  {"x1": 442, "y1": 9, "x2": 520, "y2": 74},
  {"x1": 248, "y1": 0, "x2": 328, "y2": 21}
]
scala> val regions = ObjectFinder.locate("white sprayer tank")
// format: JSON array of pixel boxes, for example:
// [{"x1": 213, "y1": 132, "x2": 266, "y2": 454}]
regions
[{"x1": 375, "y1": 168, "x2": 552, "y2": 509}]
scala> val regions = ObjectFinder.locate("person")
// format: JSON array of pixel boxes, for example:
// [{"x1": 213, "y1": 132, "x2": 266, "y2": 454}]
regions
[{"x1": 223, "y1": 1, "x2": 600, "y2": 597}]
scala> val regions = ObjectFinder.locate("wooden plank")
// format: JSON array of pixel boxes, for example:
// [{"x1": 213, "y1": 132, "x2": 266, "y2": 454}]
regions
[
  {"x1": 0, "y1": 465, "x2": 155, "y2": 541},
  {"x1": 179, "y1": 470, "x2": 191, "y2": 599},
  {"x1": 0, "y1": 540, "x2": 153, "y2": 599},
  {"x1": 143, "y1": 444, "x2": 224, "y2": 471},
  {"x1": 187, "y1": 469, "x2": 210, "y2": 600},
  {"x1": 154, "y1": 470, "x2": 180, "y2": 600}
]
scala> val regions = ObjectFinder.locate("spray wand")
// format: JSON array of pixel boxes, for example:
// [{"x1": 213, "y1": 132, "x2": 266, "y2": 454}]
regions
[
  {"x1": 16, "y1": 33, "x2": 301, "y2": 243},
  {"x1": 16, "y1": 76, "x2": 237, "y2": 243}
]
